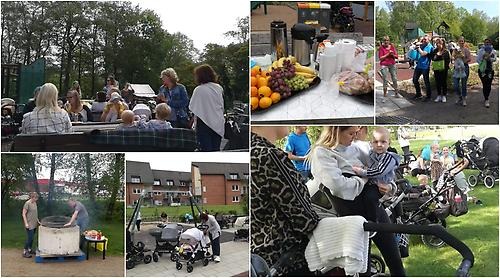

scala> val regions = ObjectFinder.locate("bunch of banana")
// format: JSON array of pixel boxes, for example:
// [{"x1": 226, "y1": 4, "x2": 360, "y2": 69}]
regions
[
  {"x1": 271, "y1": 55, "x2": 297, "y2": 69},
  {"x1": 294, "y1": 63, "x2": 317, "y2": 84}
]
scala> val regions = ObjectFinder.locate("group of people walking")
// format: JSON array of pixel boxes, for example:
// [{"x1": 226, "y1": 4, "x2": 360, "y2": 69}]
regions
[{"x1": 378, "y1": 35, "x2": 497, "y2": 108}]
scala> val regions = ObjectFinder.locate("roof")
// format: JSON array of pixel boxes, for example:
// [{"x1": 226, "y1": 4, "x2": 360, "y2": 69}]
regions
[
  {"x1": 126, "y1": 161, "x2": 155, "y2": 184},
  {"x1": 405, "y1": 22, "x2": 418, "y2": 30},
  {"x1": 191, "y1": 162, "x2": 249, "y2": 180},
  {"x1": 152, "y1": 170, "x2": 192, "y2": 187}
]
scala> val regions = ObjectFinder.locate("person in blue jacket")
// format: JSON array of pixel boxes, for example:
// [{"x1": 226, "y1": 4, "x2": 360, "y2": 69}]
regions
[
  {"x1": 158, "y1": 68, "x2": 189, "y2": 128},
  {"x1": 410, "y1": 35, "x2": 434, "y2": 101}
]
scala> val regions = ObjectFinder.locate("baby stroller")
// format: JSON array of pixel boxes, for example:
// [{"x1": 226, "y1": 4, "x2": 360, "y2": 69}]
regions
[
  {"x1": 175, "y1": 226, "x2": 212, "y2": 273},
  {"x1": 329, "y1": 2, "x2": 355, "y2": 32},
  {"x1": 126, "y1": 230, "x2": 154, "y2": 269},
  {"x1": 149, "y1": 223, "x2": 183, "y2": 262},
  {"x1": 233, "y1": 216, "x2": 249, "y2": 241},
  {"x1": 455, "y1": 138, "x2": 499, "y2": 188}
]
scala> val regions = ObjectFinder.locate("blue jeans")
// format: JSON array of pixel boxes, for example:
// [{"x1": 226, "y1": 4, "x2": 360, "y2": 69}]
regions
[
  {"x1": 413, "y1": 68, "x2": 432, "y2": 98},
  {"x1": 196, "y1": 118, "x2": 221, "y2": 151},
  {"x1": 454, "y1": 65, "x2": 469, "y2": 98},
  {"x1": 24, "y1": 228, "x2": 36, "y2": 250}
]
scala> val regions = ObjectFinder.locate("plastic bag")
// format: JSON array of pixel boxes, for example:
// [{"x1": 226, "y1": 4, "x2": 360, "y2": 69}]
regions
[
  {"x1": 336, "y1": 71, "x2": 372, "y2": 95},
  {"x1": 350, "y1": 51, "x2": 367, "y2": 72}
]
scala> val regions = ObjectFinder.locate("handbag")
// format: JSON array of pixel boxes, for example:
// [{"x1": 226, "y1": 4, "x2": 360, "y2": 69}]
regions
[{"x1": 432, "y1": 59, "x2": 445, "y2": 71}]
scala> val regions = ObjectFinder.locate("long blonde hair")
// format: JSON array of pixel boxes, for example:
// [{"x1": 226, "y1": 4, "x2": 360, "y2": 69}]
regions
[
  {"x1": 35, "y1": 83, "x2": 62, "y2": 113},
  {"x1": 305, "y1": 126, "x2": 354, "y2": 164}
]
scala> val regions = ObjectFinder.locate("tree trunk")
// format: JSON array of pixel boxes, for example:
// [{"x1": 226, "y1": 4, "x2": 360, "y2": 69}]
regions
[
  {"x1": 106, "y1": 154, "x2": 123, "y2": 220},
  {"x1": 85, "y1": 154, "x2": 96, "y2": 208},
  {"x1": 29, "y1": 155, "x2": 43, "y2": 206},
  {"x1": 47, "y1": 154, "x2": 56, "y2": 215},
  {"x1": 59, "y1": 34, "x2": 65, "y2": 94}
]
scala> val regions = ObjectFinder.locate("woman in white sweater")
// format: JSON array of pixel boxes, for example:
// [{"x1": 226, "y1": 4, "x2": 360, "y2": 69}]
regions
[{"x1": 307, "y1": 126, "x2": 406, "y2": 277}]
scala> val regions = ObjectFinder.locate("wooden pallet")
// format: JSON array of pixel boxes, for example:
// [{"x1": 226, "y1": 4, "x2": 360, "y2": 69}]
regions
[{"x1": 35, "y1": 250, "x2": 85, "y2": 263}]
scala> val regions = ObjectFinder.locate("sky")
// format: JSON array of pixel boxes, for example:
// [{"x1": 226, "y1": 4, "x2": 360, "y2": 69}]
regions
[
  {"x1": 130, "y1": 0, "x2": 248, "y2": 50},
  {"x1": 126, "y1": 152, "x2": 249, "y2": 172},
  {"x1": 378, "y1": 1, "x2": 499, "y2": 18}
]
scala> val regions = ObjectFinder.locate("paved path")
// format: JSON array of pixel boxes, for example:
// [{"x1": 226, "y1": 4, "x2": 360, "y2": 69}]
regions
[
  {"x1": 127, "y1": 224, "x2": 249, "y2": 277},
  {"x1": 1, "y1": 248, "x2": 124, "y2": 277}
]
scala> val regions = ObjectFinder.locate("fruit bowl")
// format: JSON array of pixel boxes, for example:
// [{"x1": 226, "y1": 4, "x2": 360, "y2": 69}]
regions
[{"x1": 251, "y1": 77, "x2": 321, "y2": 114}]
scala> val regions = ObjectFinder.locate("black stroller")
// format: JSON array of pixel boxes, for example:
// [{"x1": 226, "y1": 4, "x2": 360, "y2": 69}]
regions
[
  {"x1": 455, "y1": 138, "x2": 499, "y2": 188},
  {"x1": 233, "y1": 216, "x2": 249, "y2": 241},
  {"x1": 126, "y1": 193, "x2": 153, "y2": 270},
  {"x1": 149, "y1": 223, "x2": 183, "y2": 262},
  {"x1": 327, "y1": 1, "x2": 355, "y2": 32}
]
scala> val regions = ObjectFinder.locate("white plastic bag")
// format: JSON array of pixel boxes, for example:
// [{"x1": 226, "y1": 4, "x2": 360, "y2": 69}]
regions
[{"x1": 350, "y1": 51, "x2": 367, "y2": 72}]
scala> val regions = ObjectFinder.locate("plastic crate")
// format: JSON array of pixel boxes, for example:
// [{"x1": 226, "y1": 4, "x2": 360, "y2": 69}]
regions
[{"x1": 297, "y1": 3, "x2": 331, "y2": 33}]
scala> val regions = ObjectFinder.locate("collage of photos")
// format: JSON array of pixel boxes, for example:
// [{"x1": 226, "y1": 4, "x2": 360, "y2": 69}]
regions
[{"x1": 0, "y1": 0, "x2": 499, "y2": 278}]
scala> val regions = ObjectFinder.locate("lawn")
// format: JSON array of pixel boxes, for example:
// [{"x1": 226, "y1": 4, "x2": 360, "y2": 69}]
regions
[
  {"x1": 376, "y1": 139, "x2": 499, "y2": 276},
  {"x1": 126, "y1": 204, "x2": 247, "y2": 222},
  {"x1": 1, "y1": 201, "x2": 124, "y2": 256}
]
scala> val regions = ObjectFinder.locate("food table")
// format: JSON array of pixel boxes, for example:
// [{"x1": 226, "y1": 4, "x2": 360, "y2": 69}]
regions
[
  {"x1": 251, "y1": 81, "x2": 374, "y2": 124},
  {"x1": 85, "y1": 236, "x2": 107, "y2": 260}
]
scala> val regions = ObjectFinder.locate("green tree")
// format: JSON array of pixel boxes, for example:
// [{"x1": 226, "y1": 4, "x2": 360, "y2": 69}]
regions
[
  {"x1": 375, "y1": 7, "x2": 393, "y2": 43},
  {"x1": 461, "y1": 13, "x2": 487, "y2": 45},
  {"x1": 387, "y1": 1, "x2": 417, "y2": 44}
]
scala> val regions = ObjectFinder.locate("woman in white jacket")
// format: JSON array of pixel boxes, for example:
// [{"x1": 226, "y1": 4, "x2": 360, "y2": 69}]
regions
[
  {"x1": 307, "y1": 126, "x2": 406, "y2": 276},
  {"x1": 201, "y1": 212, "x2": 222, "y2": 262}
]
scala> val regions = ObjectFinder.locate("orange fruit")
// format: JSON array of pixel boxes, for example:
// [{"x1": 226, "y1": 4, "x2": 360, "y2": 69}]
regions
[
  {"x1": 255, "y1": 74, "x2": 261, "y2": 79},
  {"x1": 258, "y1": 86, "x2": 272, "y2": 98},
  {"x1": 261, "y1": 69, "x2": 270, "y2": 77},
  {"x1": 251, "y1": 66, "x2": 261, "y2": 77},
  {"x1": 250, "y1": 86, "x2": 258, "y2": 97},
  {"x1": 257, "y1": 77, "x2": 268, "y2": 88},
  {"x1": 270, "y1": 92, "x2": 281, "y2": 104},
  {"x1": 251, "y1": 97, "x2": 259, "y2": 110},
  {"x1": 250, "y1": 76, "x2": 257, "y2": 87},
  {"x1": 259, "y1": 97, "x2": 272, "y2": 109}
]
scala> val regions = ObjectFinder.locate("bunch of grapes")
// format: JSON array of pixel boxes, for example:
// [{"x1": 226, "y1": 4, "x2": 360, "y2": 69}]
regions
[
  {"x1": 269, "y1": 60, "x2": 297, "y2": 99},
  {"x1": 285, "y1": 75, "x2": 309, "y2": 91}
]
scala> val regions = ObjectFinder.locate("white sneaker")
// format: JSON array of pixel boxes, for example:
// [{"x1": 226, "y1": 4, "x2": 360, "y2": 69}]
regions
[
  {"x1": 214, "y1": 255, "x2": 221, "y2": 262},
  {"x1": 434, "y1": 96, "x2": 442, "y2": 102},
  {"x1": 382, "y1": 97, "x2": 386, "y2": 103},
  {"x1": 462, "y1": 98, "x2": 467, "y2": 106},
  {"x1": 441, "y1": 96, "x2": 447, "y2": 103},
  {"x1": 485, "y1": 100, "x2": 490, "y2": 108}
]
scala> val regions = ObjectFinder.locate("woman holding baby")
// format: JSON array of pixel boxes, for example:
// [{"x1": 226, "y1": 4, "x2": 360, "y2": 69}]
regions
[
  {"x1": 307, "y1": 126, "x2": 406, "y2": 276},
  {"x1": 476, "y1": 38, "x2": 497, "y2": 108}
]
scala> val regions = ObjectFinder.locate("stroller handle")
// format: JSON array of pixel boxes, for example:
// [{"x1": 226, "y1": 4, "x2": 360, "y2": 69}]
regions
[{"x1": 363, "y1": 222, "x2": 474, "y2": 276}]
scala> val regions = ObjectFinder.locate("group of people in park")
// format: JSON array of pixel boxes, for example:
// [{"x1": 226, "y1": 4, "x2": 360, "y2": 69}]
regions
[
  {"x1": 378, "y1": 34, "x2": 496, "y2": 108},
  {"x1": 18, "y1": 64, "x2": 225, "y2": 151}
]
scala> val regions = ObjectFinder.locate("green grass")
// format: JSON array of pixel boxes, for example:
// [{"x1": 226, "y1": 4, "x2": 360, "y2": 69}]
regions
[
  {"x1": 373, "y1": 139, "x2": 499, "y2": 276},
  {"x1": 126, "y1": 204, "x2": 247, "y2": 221},
  {"x1": 1, "y1": 201, "x2": 124, "y2": 256}
]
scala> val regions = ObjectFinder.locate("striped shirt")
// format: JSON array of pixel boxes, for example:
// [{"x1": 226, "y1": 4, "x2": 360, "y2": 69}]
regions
[
  {"x1": 361, "y1": 151, "x2": 400, "y2": 184},
  {"x1": 21, "y1": 108, "x2": 73, "y2": 134}
]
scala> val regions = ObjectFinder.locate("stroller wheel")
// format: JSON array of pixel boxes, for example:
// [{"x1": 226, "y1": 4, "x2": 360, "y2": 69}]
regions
[
  {"x1": 203, "y1": 258, "x2": 209, "y2": 266},
  {"x1": 468, "y1": 175, "x2": 478, "y2": 187},
  {"x1": 484, "y1": 175, "x2": 495, "y2": 188},
  {"x1": 126, "y1": 259, "x2": 136, "y2": 270},
  {"x1": 176, "y1": 262, "x2": 183, "y2": 270},
  {"x1": 144, "y1": 254, "x2": 152, "y2": 264},
  {"x1": 170, "y1": 252, "x2": 178, "y2": 262},
  {"x1": 421, "y1": 219, "x2": 446, "y2": 248},
  {"x1": 153, "y1": 252, "x2": 159, "y2": 262},
  {"x1": 187, "y1": 265, "x2": 194, "y2": 273},
  {"x1": 370, "y1": 254, "x2": 386, "y2": 275}
]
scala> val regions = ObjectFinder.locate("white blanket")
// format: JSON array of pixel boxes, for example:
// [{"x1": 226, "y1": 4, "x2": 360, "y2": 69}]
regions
[
  {"x1": 188, "y1": 82, "x2": 225, "y2": 137},
  {"x1": 305, "y1": 216, "x2": 368, "y2": 275}
]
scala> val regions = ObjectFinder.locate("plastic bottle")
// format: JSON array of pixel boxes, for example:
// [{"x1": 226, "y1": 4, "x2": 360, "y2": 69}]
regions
[{"x1": 454, "y1": 194, "x2": 462, "y2": 203}]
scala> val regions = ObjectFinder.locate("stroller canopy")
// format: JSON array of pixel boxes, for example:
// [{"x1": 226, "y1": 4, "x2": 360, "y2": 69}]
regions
[{"x1": 482, "y1": 137, "x2": 499, "y2": 167}]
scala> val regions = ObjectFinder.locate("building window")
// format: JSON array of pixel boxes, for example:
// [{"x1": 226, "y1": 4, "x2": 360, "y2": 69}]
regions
[
  {"x1": 203, "y1": 197, "x2": 207, "y2": 204},
  {"x1": 133, "y1": 188, "x2": 141, "y2": 194},
  {"x1": 243, "y1": 173, "x2": 249, "y2": 180},
  {"x1": 131, "y1": 176, "x2": 141, "y2": 183},
  {"x1": 232, "y1": 185, "x2": 239, "y2": 191},
  {"x1": 232, "y1": 196, "x2": 240, "y2": 202},
  {"x1": 166, "y1": 180, "x2": 174, "y2": 186},
  {"x1": 180, "y1": 181, "x2": 187, "y2": 187},
  {"x1": 229, "y1": 173, "x2": 238, "y2": 180},
  {"x1": 153, "y1": 179, "x2": 161, "y2": 186},
  {"x1": 133, "y1": 200, "x2": 138, "y2": 205},
  {"x1": 203, "y1": 186, "x2": 206, "y2": 193},
  {"x1": 154, "y1": 191, "x2": 162, "y2": 196}
]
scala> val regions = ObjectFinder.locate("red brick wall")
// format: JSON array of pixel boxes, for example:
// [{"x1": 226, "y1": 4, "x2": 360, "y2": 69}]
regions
[
  {"x1": 225, "y1": 180, "x2": 244, "y2": 204},
  {"x1": 126, "y1": 183, "x2": 146, "y2": 206},
  {"x1": 201, "y1": 175, "x2": 226, "y2": 205}
]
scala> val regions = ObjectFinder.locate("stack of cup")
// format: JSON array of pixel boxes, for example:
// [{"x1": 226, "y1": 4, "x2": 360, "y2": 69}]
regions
[
  {"x1": 319, "y1": 43, "x2": 341, "y2": 81},
  {"x1": 338, "y1": 39, "x2": 357, "y2": 71}
]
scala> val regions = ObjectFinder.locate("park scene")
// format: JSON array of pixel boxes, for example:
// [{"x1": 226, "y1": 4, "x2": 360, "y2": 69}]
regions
[
  {"x1": 1, "y1": 153, "x2": 125, "y2": 276},
  {"x1": 250, "y1": 125, "x2": 498, "y2": 276},
  {"x1": 375, "y1": 1, "x2": 499, "y2": 124},
  {"x1": 125, "y1": 153, "x2": 249, "y2": 277},
  {"x1": 1, "y1": 1, "x2": 248, "y2": 152},
  {"x1": 250, "y1": 1, "x2": 375, "y2": 124}
]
